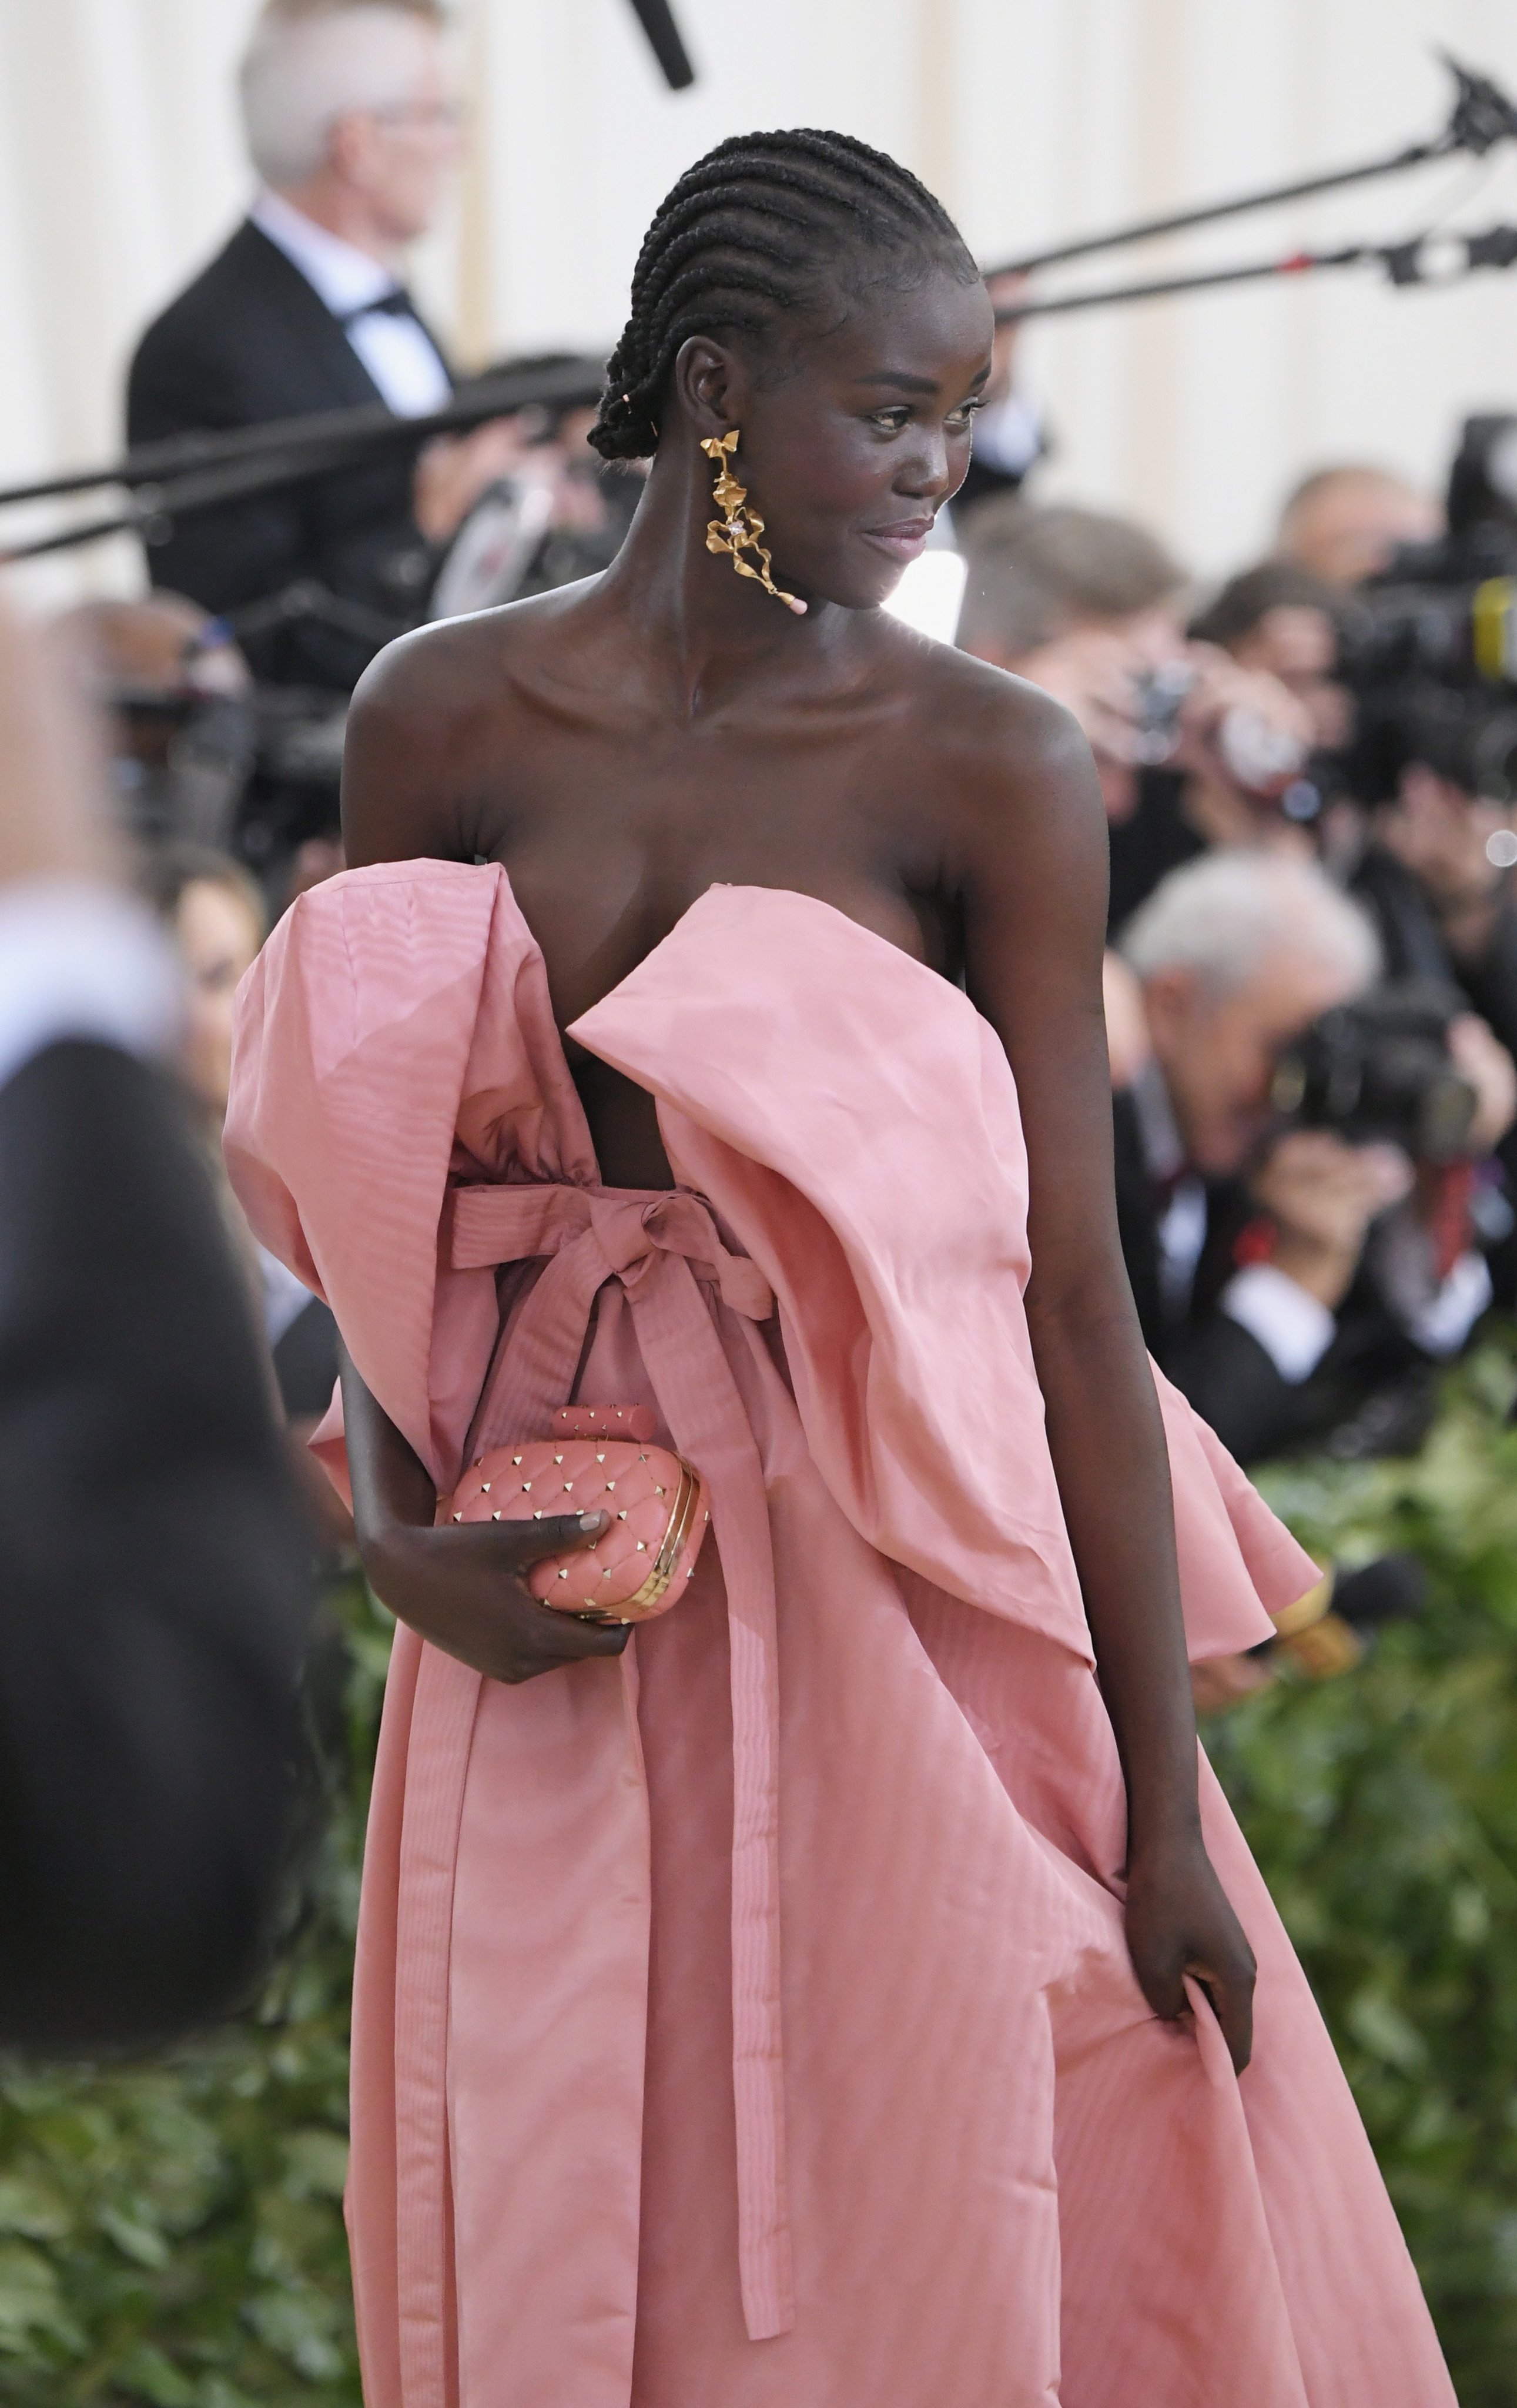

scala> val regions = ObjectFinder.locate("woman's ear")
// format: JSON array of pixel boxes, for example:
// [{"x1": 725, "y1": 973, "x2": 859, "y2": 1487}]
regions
[{"x1": 670, "y1": 336, "x2": 747, "y2": 440}]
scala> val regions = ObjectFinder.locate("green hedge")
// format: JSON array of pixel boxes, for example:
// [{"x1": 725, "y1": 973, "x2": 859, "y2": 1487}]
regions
[
  {"x1": 3, "y1": 1350, "x2": 1517, "y2": 2403},
  {"x1": 1216, "y1": 1336, "x2": 1517, "y2": 2408}
]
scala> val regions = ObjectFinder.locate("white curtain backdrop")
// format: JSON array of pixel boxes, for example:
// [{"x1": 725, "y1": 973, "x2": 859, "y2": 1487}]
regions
[{"x1": 0, "y1": 0, "x2": 1512, "y2": 598}]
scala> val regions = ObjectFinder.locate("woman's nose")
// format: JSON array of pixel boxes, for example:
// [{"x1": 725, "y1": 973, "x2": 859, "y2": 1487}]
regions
[{"x1": 896, "y1": 427, "x2": 953, "y2": 501}]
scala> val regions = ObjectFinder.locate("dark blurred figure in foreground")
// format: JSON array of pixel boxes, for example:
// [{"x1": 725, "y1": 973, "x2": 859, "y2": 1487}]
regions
[
  {"x1": 128, "y1": 0, "x2": 522, "y2": 693},
  {"x1": 0, "y1": 599, "x2": 313, "y2": 2050}
]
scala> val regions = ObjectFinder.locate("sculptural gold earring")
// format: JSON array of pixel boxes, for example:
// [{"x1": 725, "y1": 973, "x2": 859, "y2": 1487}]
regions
[{"x1": 700, "y1": 431, "x2": 807, "y2": 617}]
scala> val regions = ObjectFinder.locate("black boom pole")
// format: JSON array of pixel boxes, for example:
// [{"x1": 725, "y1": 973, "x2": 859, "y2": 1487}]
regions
[
  {"x1": 625, "y1": 0, "x2": 695, "y2": 91},
  {"x1": 984, "y1": 55, "x2": 1517, "y2": 280}
]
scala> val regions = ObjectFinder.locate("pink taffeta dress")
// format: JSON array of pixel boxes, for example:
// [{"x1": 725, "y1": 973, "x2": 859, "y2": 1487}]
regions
[{"x1": 225, "y1": 862, "x2": 1455, "y2": 2408}]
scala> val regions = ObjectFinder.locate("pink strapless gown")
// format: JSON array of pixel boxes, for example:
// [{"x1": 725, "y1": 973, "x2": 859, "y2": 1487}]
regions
[{"x1": 226, "y1": 864, "x2": 1454, "y2": 2408}]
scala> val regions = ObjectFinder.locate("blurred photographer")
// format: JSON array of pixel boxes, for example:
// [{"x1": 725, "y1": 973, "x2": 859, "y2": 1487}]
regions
[
  {"x1": 1327, "y1": 420, "x2": 1517, "y2": 1083},
  {"x1": 129, "y1": 0, "x2": 524, "y2": 694},
  {"x1": 1114, "y1": 853, "x2": 1510, "y2": 1466},
  {"x1": 59, "y1": 591, "x2": 351, "y2": 909},
  {"x1": 1188, "y1": 560, "x2": 1352, "y2": 755},
  {"x1": 58, "y1": 594, "x2": 256, "y2": 855},
  {"x1": 0, "y1": 597, "x2": 313, "y2": 2050},
  {"x1": 957, "y1": 500, "x2": 1315, "y2": 933},
  {"x1": 1277, "y1": 463, "x2": 1442, "y2": 590},
  {"x1": 1347, "y1": 686, "x2": 1517, "y2": 1069}
]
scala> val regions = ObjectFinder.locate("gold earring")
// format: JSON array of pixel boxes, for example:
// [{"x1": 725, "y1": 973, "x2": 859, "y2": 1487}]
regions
[{"x1": 699, "y1": 431, "x2": 807, "y2": 617}]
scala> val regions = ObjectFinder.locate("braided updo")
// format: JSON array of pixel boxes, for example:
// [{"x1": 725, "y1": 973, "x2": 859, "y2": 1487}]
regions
[{"x1": 588, "y1": 128, "x2": 979, "y2": 463}]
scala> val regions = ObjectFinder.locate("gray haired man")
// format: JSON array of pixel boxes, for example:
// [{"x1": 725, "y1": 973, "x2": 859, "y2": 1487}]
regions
[
  {"x1": 1113, "y1": 851, "x2": 1508, "y2": 1464},
  {"x1": 127, "y1": 0, "x2": 520, "y2": 693}
]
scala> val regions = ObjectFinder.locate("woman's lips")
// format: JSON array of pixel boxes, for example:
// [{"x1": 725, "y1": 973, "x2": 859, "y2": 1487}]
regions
[{"x1": 861, "y1": 517, "x2": 934, "y2": 564}]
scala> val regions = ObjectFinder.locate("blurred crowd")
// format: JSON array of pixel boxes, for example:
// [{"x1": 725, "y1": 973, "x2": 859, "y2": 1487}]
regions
[
  {"x1": 951, "y1": 404, "x2": 1517, "y2": 1696},
  {"x1": 956, "y1": 437, "x2": 1517, "y2": 1474}
]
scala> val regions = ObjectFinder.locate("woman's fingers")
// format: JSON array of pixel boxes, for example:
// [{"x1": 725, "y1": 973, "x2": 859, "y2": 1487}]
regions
[
  {"x1": 1134, "y1": 1940, "x2": 1254, "y2": 2073},
  {"x1": 1190, "y1": 1958, "x2": 1255, "y2": 2075},
  {"x1": 1129, "y1": 1945, "x2": 1187, "y2": 2025},
  {"x1": 500, "y1": 1508, "x2": 608, "y2": 1564},
  {"x1": 524, "y1": 1601, "x2": 632, "y2": 1662},
  {"x1": 1124, "y1": 1842, "x2": 1257, "y2": 2075},
  {"x1": 501, "y1": 1513, "x2": 634, "y2": 1663}
]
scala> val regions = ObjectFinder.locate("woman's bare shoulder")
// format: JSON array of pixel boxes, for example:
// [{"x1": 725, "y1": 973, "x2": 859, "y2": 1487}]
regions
[
  {"x1": 893, "y1": 630, "x2": 1097, "y2": 816},
  {"x1": 349, "y1": 579, "x2": 598, "y2": 737},
  {"x1": 341, "y1": 585, "x2": 599, "y2": 862},
  {"x1": 890, "y1": 643, "x2": 1111, "y2": 1011},
  {"x1": 346, "y1": 585, "x2": 607, "y2": 867}
]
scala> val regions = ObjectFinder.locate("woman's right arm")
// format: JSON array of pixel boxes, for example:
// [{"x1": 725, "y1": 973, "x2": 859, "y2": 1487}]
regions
[
  {"x1": 340, "y1": 1317, "x2": 629, "y2": 1689},
  {"x1": 335, "y1": 636, "x2": 628, "y2": 1683}
]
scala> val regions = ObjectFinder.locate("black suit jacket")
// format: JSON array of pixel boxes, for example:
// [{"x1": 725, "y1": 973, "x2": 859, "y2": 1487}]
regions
[
  {"x1": 0, "y1": 1041, "x2": 313, "y2": 2049},
  {"x1": 1112, "y1": 1086, "x2": 1295, "y2": 1461},
  {"x1": 128, "y1": 220, "x2": 450, "y2": 693},
  {"x1": 1113, "y1": 1087, "x2": 1436, "y2": 1466},
  {"x1": 1107, "y1": 770, "x2": 1207, "y2": 941}
]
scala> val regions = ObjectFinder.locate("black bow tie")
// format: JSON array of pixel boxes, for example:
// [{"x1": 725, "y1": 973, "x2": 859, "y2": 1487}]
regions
[{"x1": 340, "y1": 285, "x2": 417, "y2": 327}]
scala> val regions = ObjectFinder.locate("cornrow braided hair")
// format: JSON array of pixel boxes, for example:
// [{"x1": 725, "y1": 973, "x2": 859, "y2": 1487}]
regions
[{"x1": 589, "y1": 128, "x2": 979, "y2": 463}]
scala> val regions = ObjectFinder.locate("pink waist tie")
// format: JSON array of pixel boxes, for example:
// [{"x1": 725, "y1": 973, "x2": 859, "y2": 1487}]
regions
[{"x1": 450, "y1": 1180, "x2": 793, "y2": 2344}]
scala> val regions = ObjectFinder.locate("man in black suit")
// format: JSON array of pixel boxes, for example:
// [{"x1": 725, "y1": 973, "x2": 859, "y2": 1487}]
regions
[
  {"x1": 127, "y1": 0, "x2": 521, "y2": 693},
  {"x1": 1114, "y1": 852, "x2": 1501, "y2": 1467},
  {"x1": 0, "y1": 603, "x2": 313, "y2": 2050}
]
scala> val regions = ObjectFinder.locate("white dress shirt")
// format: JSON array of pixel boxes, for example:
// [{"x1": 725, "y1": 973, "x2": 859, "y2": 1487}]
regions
[
  {"x1": 251, "y1": 189, "x2": 451, "y2": 419},
  {"x1": 1129, "y1": 1059, "x2": 1489, "y2": 1381},
  {"x1": 0, "y1": 882, "x2": 181, "y2": 1096},
  {"x1": 1129, "y1": 1059, "x2": 1337, "y2": 1382}
]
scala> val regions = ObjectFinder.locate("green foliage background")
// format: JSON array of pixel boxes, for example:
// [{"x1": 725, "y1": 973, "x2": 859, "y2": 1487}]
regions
[{"x1": 3, "y1": 1352, "x2": 1517, "y2": 2403}]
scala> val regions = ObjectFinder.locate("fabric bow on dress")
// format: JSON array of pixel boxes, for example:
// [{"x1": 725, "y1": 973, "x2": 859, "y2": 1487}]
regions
[{"x1": 449, "y1": 1181, "x2": 793, "y2": 2339}]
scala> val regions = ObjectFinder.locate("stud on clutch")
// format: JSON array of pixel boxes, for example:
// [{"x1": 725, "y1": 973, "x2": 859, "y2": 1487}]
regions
[{"x1": 700, "y1": 430, "x2": 807, "y2": 616}]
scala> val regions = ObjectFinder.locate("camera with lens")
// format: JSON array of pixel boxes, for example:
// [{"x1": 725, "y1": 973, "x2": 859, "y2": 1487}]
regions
[
  {"x1": 1334, "y1": 415, "x2": 1517, "y2": 810},
  {"x1": 1269, "y1": 979, "x2": 1477, "y2": 1162}
]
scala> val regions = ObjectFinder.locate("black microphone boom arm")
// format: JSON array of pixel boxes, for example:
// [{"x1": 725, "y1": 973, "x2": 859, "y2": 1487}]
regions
[
  {"x1": 626, "y1": 0, "x2": 695, "y2": 91},
  {"x1": 984, "y1": 53, "x2": 1517, "y2": 280}
]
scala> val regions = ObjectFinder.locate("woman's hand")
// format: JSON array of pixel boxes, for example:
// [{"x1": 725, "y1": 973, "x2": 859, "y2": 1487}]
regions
[
  {"x1": 365, "y1": 1511, "x2": 632, "y2": 1684},
  {"x1": 338, "y1": 1348, "x2": 630, "y2": 1685},
  {"x1": 1124, "y1": 1830, "x2": 1257, "y2": 2073},
  {"x1": 1250, "y1": 1132, "x2": 1412, "y2": 1310},
  {"x1": 1446, "y1": 1011, "x2": 1517, "y2": 1154}
]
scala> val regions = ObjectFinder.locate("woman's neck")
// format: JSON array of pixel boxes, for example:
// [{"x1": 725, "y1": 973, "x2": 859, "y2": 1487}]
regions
[{"x1": 597, "y1": 445, "x2": 852, "y2": 718}]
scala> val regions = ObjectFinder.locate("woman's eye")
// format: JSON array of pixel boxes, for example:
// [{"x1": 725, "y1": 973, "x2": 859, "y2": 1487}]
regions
[{"x1": 867, "y1": 398, "x2": 986, "y2": 434}]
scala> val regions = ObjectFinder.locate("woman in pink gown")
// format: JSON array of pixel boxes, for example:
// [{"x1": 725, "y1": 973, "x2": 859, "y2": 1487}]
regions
[{"x1": 226, "y1": 131, "x2": 1454, "y2": 2406}]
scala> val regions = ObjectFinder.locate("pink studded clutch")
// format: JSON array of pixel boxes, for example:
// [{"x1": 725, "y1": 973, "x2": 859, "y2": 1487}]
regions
[{"x1": 448, "y1": 1404, "x2": 709, "y2": 1624}]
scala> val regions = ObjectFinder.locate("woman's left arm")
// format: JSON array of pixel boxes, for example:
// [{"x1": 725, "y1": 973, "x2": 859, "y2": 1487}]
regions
[{"x1": 955, "y1": 681, "x2": 1257, "y2": 2071}]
